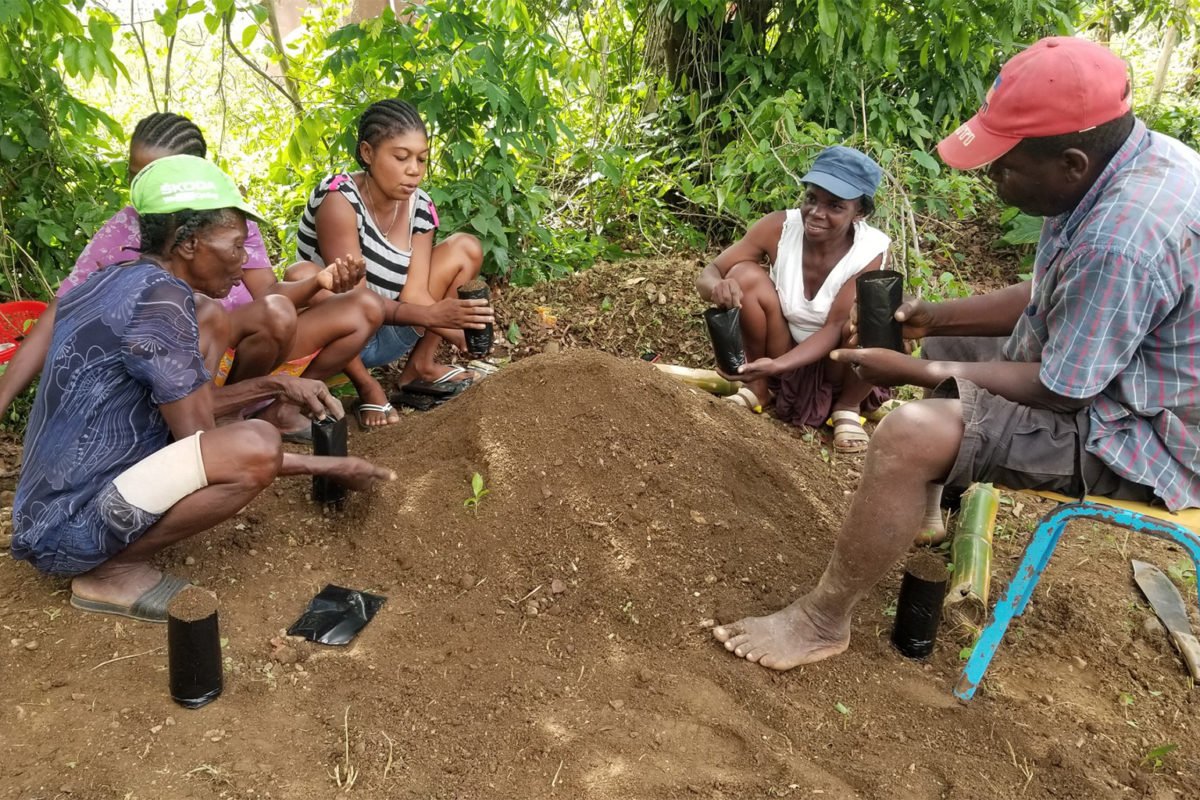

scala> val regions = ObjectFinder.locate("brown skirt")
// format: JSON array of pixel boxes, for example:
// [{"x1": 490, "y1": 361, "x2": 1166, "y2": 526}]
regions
[{"x1": 770, "y1": 359, "x2": 890, "y2": 429}]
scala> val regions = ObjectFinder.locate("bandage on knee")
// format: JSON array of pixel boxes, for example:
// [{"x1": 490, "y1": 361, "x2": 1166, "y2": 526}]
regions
[{"x1": 111, "y1": 431, "x2": 209, "y2": 514}]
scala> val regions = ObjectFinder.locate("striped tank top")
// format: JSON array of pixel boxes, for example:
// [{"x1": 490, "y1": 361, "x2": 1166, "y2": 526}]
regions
[{"x1": 296, "y1": 172, "x2": 439, "y2": 300}]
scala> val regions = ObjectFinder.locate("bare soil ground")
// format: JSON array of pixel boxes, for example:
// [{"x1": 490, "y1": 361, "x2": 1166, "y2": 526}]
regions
[{"x1": 1, "y1": 252, "x2": 1198, "y2": 799}]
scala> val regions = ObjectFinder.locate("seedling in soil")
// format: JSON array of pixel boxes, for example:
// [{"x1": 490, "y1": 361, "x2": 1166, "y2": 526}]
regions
[
  {"x1": 1118, "y1": 691, "x2": 1138, "y2": 726},
  {"x1": 1167, "y1": 558, "x2": 1196, "y2": 590},
  {"x1": 463, "y1": 472, "x2": 489, "y2": 513},
  {"x1": 1141, "y1": 743, "x2": 1179, "y2": 771},
  {"x1": 834, "y1": 702, "x2": 851, "y2": 715}
]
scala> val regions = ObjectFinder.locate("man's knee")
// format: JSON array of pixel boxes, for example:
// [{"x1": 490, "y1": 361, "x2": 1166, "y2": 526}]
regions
[{"x1": 870, "y1": 400, "x2": 964, "y2": 473}]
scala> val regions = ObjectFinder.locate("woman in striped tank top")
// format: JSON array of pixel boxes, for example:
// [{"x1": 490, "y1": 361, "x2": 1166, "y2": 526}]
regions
[{"x1": 294, "y1": 99, "x2": 494, "y2": 428}]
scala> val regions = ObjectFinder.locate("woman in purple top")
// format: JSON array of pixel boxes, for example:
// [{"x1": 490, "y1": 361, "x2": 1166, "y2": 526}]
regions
[{"x1": 0, "y1": 113, "x2": 384, "y2": 439}]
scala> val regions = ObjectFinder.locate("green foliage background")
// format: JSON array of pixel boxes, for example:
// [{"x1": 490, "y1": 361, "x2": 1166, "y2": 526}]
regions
[{"x1": 0, "y1": 0, "x2": 1197, "y2": 299}]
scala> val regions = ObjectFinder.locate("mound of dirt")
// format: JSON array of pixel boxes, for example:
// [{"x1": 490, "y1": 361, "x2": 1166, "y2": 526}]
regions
[{"x1": 1, "y1": 349, "x2": 1196, "y2": 799}]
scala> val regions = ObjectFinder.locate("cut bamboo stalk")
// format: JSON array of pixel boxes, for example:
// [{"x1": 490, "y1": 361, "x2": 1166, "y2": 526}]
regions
[
  {"x1": 653, "y1": 363, "x2": 742, "y2": 396},
  {"x1": 944, "y1": 482, "x2": 999, "y2": 633}
]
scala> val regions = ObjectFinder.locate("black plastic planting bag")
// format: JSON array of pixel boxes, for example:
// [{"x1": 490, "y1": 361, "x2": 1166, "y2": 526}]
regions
[
  {"x1": 856, "y1": 270, "x2": 905, "y2": 351},
  {"x1": 312, "y1": 415, "x2": 348, "y2": 510},
  {"x1": 704, "y1": 307, "x2": 746, "y2": 374},
  {"x1": 891, "y1": 553, "x2": 949, "y2": 659},
  {"x1": 167, "y1": 588, "x2": 223, "y2": 709},
  {"x1": 457, "y1": 280, "x2": 494, "y2": 357},
  {"x1": 287, "y1": 584, "x2": 387, "y2": 646}
]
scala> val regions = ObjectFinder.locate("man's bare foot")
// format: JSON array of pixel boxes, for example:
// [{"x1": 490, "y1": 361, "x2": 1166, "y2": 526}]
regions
[
  {"x1": 322, "y1": 457, "x2": 396, "y2": 490},
  {"x1": 712, "y1": 597, "x2": 850, "y2": 670},
  {"x1": 71, "y1": 561, "x2": 163, "y2": 609},
  {"x1": 355, "y1": 377, "x2": 400, "y2": 428},
  {"x1": 915, "y1": 484, "x2": 948, "y2": 546}
]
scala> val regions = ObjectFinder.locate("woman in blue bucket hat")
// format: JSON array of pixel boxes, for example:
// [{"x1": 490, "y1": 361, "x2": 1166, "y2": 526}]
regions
[{"x1": 696, "y1": 145, "x2": 891, "y2": 453}]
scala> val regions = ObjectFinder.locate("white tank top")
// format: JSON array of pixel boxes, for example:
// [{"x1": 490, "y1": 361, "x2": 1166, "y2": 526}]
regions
[{"x1": 770, "y1": 211, "x2": 891, "y2": 343}]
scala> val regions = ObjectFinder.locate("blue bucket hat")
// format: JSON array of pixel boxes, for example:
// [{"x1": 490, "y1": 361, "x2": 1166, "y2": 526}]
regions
[{"x1": 801, "y1": 146, "x2": 883, "y2": 200}]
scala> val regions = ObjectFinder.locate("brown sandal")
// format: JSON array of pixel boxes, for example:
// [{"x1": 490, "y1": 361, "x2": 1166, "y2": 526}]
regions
[{"x1": 830, "y1": 410, "x2": 870, "y2": 454}]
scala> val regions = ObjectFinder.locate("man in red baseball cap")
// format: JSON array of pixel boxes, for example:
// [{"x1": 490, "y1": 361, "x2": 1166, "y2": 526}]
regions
[{"x1": 715, "y1": 36, "x2": 1200, "y2": 672}]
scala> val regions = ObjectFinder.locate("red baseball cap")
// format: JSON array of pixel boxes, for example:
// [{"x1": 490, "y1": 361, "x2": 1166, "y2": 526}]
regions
[{"x1": 937, "y1": 37, "x2": 1132, "y2": 170}]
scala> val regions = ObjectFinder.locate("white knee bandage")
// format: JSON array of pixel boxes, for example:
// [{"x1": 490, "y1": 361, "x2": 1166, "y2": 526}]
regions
[{"x1": 111, "y1": 431, "x2": 209, "y2": 514}]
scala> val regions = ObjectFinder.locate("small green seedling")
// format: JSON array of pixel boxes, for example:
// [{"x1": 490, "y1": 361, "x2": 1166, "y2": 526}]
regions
[
  {"x1": 1141, "y1": 743, "x2": 1178, "y2": 771},
  {"x1": 1168, "y1": 558, "x2": 1197, "y2": 589},
  {"x1": 834, "y1": 702, "x2": 851, "y2": 716},
  {"x1": 463, "y1": 472, "x2": 489, "y2": 513},
  {"x1": 506, "y1": 321, "x2": 521, "y2": 345}
]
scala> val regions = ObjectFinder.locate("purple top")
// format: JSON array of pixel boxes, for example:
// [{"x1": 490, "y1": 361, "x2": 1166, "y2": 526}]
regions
[
  {"x1": 14, "y1": 261, "x2": 210, "y2": 574},
  {"x1": 58, "y1": 205, "x2": 272, "y2": 310},
  {"x1": 1005, "y1": 121, "x2": 1200, "y2": 510}
]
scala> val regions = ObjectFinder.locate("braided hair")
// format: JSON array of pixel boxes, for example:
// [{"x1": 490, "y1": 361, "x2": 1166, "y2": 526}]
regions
[
  {"x1": 138, "y1": 209, "x2": 242, "y2": 256},
  {"x1": 131, "y1": 112, "x2": 207, "y2": 158},
  {"x1": 354, "y1": 99, "x2": 427, "y2": 170}
]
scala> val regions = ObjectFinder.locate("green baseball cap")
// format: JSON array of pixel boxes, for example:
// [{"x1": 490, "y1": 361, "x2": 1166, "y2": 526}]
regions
[{"x1": 130, "y1": 154, "x2": 264, "y2": 222}]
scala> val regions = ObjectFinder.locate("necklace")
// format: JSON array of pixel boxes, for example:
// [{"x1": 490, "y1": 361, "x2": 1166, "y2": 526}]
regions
[{"x1": 365, "y1": 174, "x2": 402, "y2": 237}]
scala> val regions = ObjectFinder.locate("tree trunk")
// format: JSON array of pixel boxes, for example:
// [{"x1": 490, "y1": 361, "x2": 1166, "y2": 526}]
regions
[
  {"x1": 1149, "y1": 0, "x2": 1189, "y2": 108},
  {"x1": 265, "y1": 0, "x2": 302, "y2": 113}
]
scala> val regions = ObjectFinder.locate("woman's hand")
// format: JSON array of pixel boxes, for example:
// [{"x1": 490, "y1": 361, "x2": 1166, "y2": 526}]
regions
[
  {"x1": 723, "y1": 357, "x2": 777, "y2": 383},
  {"x1": 424, "y1": 297, "x2": 495, "y2": 330},
  {"x1": 710, "y1": 278, "x2": 743, "y2": 309},
  {"x1": 273, "y1": 376, "x2": 345, "y2": 420},
  {"x1": 315, "y1": 254, "x2": 366, "y2": 294}
]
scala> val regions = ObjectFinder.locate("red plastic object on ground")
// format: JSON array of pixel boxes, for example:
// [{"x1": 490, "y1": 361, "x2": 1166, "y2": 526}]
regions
[{"x1": 0, "y1": 300, "x2": 48, "y2": 364}]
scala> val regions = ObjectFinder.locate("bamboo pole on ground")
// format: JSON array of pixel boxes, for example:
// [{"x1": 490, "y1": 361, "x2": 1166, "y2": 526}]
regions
[
  {"x1": 653, "y1": 363, "x2": 742, "y2": 396},
  {"x1": 944, "y1": 482, "x2": 999, "y2": 634}
]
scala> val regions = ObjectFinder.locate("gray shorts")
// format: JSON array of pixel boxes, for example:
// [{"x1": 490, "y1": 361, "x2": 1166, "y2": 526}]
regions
[{"x1": 922, "y1": 337, "x2": 1157, "y2": 503}]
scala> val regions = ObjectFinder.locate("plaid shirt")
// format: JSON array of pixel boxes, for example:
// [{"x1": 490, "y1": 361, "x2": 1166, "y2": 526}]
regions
[{"x1": 1005, "y1": 121, "x2": 1200, "y2": 510}]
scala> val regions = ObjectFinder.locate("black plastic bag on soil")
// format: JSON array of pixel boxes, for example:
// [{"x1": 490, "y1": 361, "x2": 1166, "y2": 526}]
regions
[{"x1": 287, "y1": 584, "x2": 386, "y2": 646}]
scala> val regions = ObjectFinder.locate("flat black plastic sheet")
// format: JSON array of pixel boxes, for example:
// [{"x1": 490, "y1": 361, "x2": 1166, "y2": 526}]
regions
[{"x1": 287, "y1": 584, "x2": 386, "y2": 646}]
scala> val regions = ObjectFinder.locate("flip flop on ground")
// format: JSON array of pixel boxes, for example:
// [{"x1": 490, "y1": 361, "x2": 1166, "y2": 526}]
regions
[
  {"x1": 355, "y1": 402, "x2": 399, "y2": 431},
  {"x1": 70, "y1": 573, "x2": 190, "y2": 623},
  {"x1": 830, "y1": 410, "x2": 870, "y2": 454},
  {"x1": 724, "y1": 386, "x2": 764, "y2": 413},
  {"x1": 433, "y1": 364, "x2": 477, "y2": 385},
  {"x1": 467, "y1": 359, "x2": 500, "y2": 377}
]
